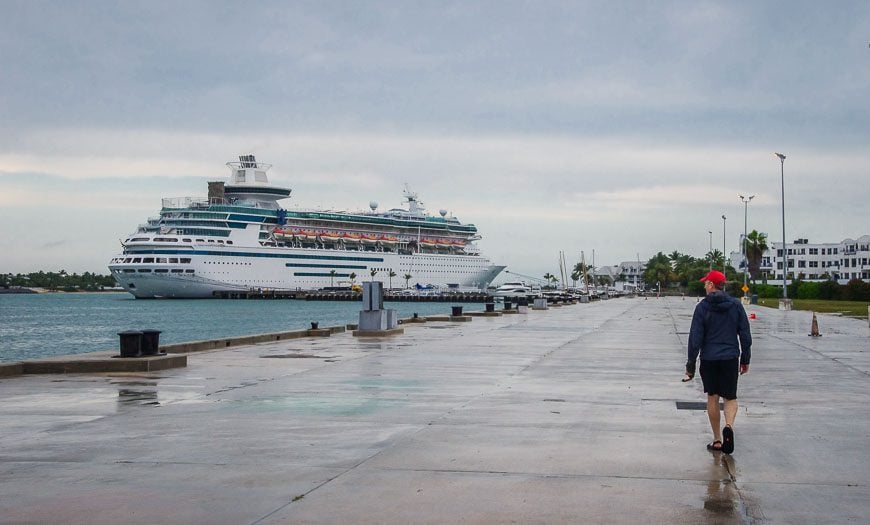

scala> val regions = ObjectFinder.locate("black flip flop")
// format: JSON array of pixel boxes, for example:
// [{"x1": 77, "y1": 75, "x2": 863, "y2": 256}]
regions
[
  {"x1": 722, "y1": 426, "x2": 734, "y2": 454},
  {"x1": 706, "y1": 440, "x2": 722, "y2": 452}
]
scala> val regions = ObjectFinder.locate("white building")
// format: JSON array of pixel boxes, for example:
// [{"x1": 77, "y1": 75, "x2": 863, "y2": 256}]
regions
[
  {"x1": 592, "y1": 261, "x2": 646, "y2": 291},
  {"x1": 730, "y1": 234, "x2": 870, "y2": 285}
]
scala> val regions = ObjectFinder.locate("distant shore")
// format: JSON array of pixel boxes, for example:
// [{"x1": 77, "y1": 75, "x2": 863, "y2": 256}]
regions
[{"x1": 0, "y1": 287, "x2": 126, "y2": 294}]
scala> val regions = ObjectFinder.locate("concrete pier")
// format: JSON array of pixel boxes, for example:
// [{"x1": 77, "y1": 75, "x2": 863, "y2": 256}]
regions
[{"x1": 1, "y1": 297, "x2": 868, "y2": 524}]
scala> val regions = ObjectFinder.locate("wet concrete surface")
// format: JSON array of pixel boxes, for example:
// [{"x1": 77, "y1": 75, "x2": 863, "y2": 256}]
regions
[{"x1": 1, "y1": 297, "x2": 868, "y2": 524}]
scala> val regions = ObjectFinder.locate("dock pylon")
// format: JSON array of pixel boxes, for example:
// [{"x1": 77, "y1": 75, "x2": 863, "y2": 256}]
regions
[{"x1": 809, "y1": 312, "x2": 822, "y2": 337}]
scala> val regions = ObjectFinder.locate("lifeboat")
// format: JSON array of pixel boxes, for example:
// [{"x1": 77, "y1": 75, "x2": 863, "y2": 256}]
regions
[
  {"x1": 377, "y1": 235, "x2": 398, "y2": 247},
  {"x1": 319, "y1": 232, "x2": 340, "y2": 243},
  {"x1": 273, "y1": 229, "x2": 293, "y2": 240},
  {"x1": 360, "y1": 234, "x2": 378, "y2": 246},
  {"x1": 300, "y1": 231, "x2": 318, "y2": 242},
  {"x1": 419, "y1": 239, "x2": 437, "y2": 248},
  {"x1": 342, "y1": 233, "x2": 361, "y2": 244}
]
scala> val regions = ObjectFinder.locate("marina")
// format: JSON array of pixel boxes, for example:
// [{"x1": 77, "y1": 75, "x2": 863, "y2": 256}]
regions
[{"x1": 1, "y1": 298, "x2": 868, "y2": 523}]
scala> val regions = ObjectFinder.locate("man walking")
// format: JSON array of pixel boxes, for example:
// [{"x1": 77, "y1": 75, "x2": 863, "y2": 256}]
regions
[{"x1": 684, "y1": 270, "x2": 751, "y2": 454}]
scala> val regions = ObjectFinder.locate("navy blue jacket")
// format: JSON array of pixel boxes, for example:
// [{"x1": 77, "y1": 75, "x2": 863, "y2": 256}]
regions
[{"x1": 687, "y1": 291, "x2": 752, "y2": 368}]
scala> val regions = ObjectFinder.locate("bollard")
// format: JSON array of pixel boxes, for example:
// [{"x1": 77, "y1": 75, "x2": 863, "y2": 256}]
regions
[
  {"x1": 451, "y1": 306, "x2": 463, "y2": 316},
  {"x1": 311, "y1": 321, "x2": 319, "y2": 330},
  {"x1": 808, "y1": 312, "x2": 822, "y2": 337},
  {"x1": 504, "y1": 300, "x2": 513, "y2": 310},
  {"x1": 118, "y1": 331, "x2": 143, "y2": 358},
  {"x1": 413, "y1": 312, "x2": 419, "y2": 319},
  {"x1": 485, "y1": 302, "x2": 495, "y2": 313},
  {"x1": 140, "y1": 329, "x2": 162, "y2": 356}
]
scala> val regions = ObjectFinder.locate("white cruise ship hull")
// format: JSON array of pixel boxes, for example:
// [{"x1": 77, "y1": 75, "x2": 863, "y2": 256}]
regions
[{"x1": 110, "y1": 246, "x2": 504, "y2": 299}]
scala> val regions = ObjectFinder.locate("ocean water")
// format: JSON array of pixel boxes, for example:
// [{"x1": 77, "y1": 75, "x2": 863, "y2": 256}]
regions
[{"x1": 0, "y1": 292, "x2": 460, "y2": 363}]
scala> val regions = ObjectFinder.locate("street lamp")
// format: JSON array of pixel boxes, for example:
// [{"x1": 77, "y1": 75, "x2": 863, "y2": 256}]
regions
[
  {"x1": 775, "y1": 152, "x2": 788, "y2": 300},
  {"x1": 708, "y1": 230, "x2": 713, "y2": 271},
  {"x1": 739, "y1": 194, "x2": 755, "y2": 297},
  {"x1": 721, "y1": 215, "x2": 727, "y2": 274}
]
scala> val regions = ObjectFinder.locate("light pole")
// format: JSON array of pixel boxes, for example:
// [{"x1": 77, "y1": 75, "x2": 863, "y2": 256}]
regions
[
  {"x1": 721, "y1": 215, "x2": 727, "y2": 274},
  {"x1": 708, "y1": 230, "x2": 713, "y2": 271},
  {"x1": 739, "y1": 194, "x2": 755, "y2": 297},
  {"x1": 776, "y1": 153, "x2": 787, "y2": 300}
]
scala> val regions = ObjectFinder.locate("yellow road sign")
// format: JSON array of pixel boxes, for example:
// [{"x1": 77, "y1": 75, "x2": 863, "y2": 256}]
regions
[{"x1": 742, "y1": 285, "x2": 750, "y2": 293}]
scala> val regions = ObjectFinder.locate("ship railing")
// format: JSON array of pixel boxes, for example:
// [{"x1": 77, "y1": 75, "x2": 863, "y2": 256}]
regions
[{"x1": 162, "y1": 197, "x2": 209, "y2": 209}]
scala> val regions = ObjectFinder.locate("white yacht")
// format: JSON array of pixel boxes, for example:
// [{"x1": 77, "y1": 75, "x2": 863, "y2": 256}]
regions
[{"x1": 108, "y1": 155, "x2": 505, "y2": 298}]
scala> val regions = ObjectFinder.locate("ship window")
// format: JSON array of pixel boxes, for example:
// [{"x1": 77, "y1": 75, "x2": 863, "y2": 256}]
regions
[
  {"x1": 171, "y1": 269, "x2": 183, "y2": 273},
  {"x1": 143, "y1": 258, "x2": 155, "y2": 263},
  {"x1": 208, "y1": 240, "x2": 215, "y2": 243},
  {"x1": 154, "y1": 269, "x2": 169, "y2": 273},
  {"x1": 156, "y1": 258, "x2": 167, "y2": 263},
  {"x1": 137, "y1": 269, "x2": 152, "y2": 273},
  {"x1": 196, "y1": 239, "x2": 205, "y2": 242},
  {"x1": 217, "y1": 240, "x2": 224, "y2": 244},
  {"x1": 180, "y1": 258, "x2": 191, "y2": 263},
  {"x1": 123, "y1": 269, "x2": 135, "y2": 273},
  {"x1": 182, "y1": 238, "x2": 192, "y2": 242},
  {"x1": 132, "y1": 258, "x2": 142, "y2": 263},
  {"x1": 184, "y1": 269, "x2": 195, "y2": 273},
  {"x1": 130, "y1": 237, "x2": 149, "y2": 242},
  {"x1": 169, "y1": 258, "x2": 178, "y2": 263},
  {"x1": 226, "y1": 241, "x2": 233, "y2": 245}
]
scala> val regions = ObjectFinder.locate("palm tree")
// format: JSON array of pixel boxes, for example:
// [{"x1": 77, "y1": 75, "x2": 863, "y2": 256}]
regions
[
  {"x1": 570, "y1": 271, "x2": 581, "y2": 288},
  {"x1": 388, "y1": 270, "x2": 397, "y2": 289},
  {"x1": 349, "y1": 272, "x2": 357, "y2": 286},
  {"x1": 543, "y1": 272, "x2": 555, "y2": 289},
  {"x1": 370, "y1": 269, "x2": 378, "y2": 281},
  {"x1": 329, "y1": 270, "x2": 337, "y2": 288},
  {"x1": 744, "y1": 230, "x2": 768, "y2": 283},
  {"x1": 404, "y1": 273, "x2": 412, "y2": 289}
]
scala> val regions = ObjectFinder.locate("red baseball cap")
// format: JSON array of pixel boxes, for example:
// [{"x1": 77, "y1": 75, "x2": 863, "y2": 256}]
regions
[{"x1": 699, "y1": 270, "x2": 727, "y2": 285}]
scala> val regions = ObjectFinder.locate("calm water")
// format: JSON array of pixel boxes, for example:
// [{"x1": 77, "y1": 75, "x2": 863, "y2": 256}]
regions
[{"x1": 0, "y1": 293, "x2": 460, "y2": 363}]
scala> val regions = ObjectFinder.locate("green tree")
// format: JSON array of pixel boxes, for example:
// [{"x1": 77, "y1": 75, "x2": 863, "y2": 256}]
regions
[
  {"x1": 744, "y1": 230, "x2": 768, "y2": 283},
  {"x1": 404, "y1": 273, "x2": 412, "y2": 289},
  {"x1": 388, "y1": 270, "x2": 397, "y2": 289},
  {"x1": 329, "y1": 270, "x2": 337, "y2": 288},
  {"x1": 644, "y1": 252, "x2": 675, "y2": 288}
]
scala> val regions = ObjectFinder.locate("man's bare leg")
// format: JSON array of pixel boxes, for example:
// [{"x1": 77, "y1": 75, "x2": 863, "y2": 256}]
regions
[
  {"x1": 707, "y1": 394, "x2": 722, "y2": 444},
  {"x1": 723, "y1": 398, "x2": 738, "y2": 428}
]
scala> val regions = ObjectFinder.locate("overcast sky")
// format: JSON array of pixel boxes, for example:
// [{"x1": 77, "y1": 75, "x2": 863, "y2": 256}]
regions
[{"x1": 1, "y1": 1, "x2": 868, "y2": 281}]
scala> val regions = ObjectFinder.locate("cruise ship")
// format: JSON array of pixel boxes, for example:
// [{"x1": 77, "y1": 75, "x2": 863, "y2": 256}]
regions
[{"x1": 108, "y1": 155, "x2": 505, "y2": 298}]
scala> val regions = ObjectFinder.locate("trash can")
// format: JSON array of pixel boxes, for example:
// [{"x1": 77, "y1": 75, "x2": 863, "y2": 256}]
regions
[
  {"x1": 485, "y1": 303, "x2": 495, "y2": 313},
  {"x1": 140, "y1": 329, "x2": 162, "y2": 356},
  {"x1": 503, "y1": 300, "x2": 513, "y2": 310},
  {"x1": 118, "y1": 330, "x2": 143, "y2": 358},
  {"x1": 451, "y1": 306, "x2": 463, "y2": 316},
  {"x1": 751, "y1": 294, "x2": 758, "y2": 305}
]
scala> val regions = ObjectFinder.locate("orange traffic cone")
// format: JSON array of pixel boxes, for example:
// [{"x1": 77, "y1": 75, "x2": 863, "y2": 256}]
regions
[{"x1": 808, "y1": 312, "x2": 822, "y2": 337}]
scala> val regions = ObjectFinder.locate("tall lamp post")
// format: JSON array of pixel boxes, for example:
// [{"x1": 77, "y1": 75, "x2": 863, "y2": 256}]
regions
[
  {"x1": 708, "y1": 230, "x2": 713, "y2": 271},
  {"x1": 739, "y1": 194, "x2": 755, "y2": 298},
  {"x1": 775, "y1": 153, "x2": 788, "y2": 302},
  {"x1": 721, "y1": 215, "x2": 727, "y2": 274}
]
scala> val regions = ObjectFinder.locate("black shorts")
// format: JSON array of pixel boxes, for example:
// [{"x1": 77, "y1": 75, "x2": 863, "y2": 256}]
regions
[{"x1": 700, "y1": 358, "x2": 739, "y2": 400}]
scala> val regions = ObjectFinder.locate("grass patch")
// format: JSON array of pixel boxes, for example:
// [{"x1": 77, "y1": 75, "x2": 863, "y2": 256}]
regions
[{"x1": 757, "y1": 298, "x2": 870, "y2": 318}]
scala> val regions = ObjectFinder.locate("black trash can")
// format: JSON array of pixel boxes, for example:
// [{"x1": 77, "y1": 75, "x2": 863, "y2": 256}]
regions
[
  {"x1": 140, "y1": 329, "x2": 162, "y2": 356},
  {"x1": 451, "y1": 306, "x2": 463, "y2": 316},
  {"x1": 118, "y1": 330, "x2": 143, "y2": 358},
  {"x1": 751, "y1": 294, "x2": 758, "y2": 305},
  {"x1": 503, "y1": 300, "x2": 513, "y2": 310},
  {"x1": 485, "y1": 302, "x2": 495, "y2": 312}
]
